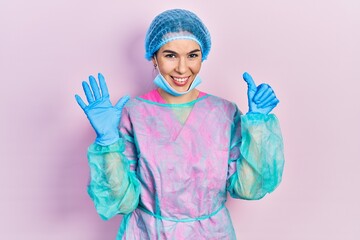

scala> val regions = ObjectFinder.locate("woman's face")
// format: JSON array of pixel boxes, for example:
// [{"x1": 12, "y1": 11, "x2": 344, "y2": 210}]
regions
[{"x1": 153, "y1": 39, "x2": 202, "y2": 93}]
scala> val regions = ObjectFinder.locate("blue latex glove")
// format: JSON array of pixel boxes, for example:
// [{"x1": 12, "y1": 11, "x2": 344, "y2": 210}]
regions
[
  {"x1": 243, "y1": 72, "x2": 279, "y2": 114},
  {"x1": 75, "y1": 73, "x2": 130, "y2": 146}
]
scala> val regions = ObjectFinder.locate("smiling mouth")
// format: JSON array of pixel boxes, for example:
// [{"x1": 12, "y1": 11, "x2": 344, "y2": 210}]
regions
[{"x1": 172, "y1": 76, "x2": 190, "y2": 86}]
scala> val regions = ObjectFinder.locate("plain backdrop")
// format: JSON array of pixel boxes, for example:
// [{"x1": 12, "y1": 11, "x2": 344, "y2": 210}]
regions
[{"x1": 1, "y1": 0, "x2": 359, "y2": 239}]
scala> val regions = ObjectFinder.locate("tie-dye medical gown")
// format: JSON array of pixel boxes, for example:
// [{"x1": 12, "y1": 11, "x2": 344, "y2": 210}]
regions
[{"x1": 87, "y1": 89, "x2": 284, "y2": 239}]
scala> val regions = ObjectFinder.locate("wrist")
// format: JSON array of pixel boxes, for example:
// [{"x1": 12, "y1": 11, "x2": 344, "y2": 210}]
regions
[
  {"x1": 246, "y1": 110, "x2": 268, "y2": 115},
  {"x1": 95, "y1": 130, "x2": 120, "y2": 146}
]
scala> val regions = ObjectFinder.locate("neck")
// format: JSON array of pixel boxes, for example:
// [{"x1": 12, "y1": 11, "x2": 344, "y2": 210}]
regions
[{"x1": 158, "y1": 88, "x2": 199, "y2": 104}]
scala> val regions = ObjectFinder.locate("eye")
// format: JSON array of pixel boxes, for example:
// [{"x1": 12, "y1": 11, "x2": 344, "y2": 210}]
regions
[
  {"x1": 188, "y1": 53, "x2": 199, "y2": 59},
  {"x1": 165, "y1": 53, "x2": 176, "y2": 58}
]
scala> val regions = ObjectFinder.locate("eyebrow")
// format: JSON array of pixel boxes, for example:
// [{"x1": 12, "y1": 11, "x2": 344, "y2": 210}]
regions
[{"x1": 161, "y1": 49, "x2": 201, "y2": 54}]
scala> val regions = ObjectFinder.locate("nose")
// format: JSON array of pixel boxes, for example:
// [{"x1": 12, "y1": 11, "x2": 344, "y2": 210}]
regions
[{"x1": 175, "y1": 57, "x2": 187, "y2": 74}]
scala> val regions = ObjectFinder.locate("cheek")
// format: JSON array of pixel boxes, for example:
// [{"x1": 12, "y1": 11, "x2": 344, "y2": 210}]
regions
[
  {"x1": 159, "y1": 61, "x2": 177, "y2": 74},
  {"x1": 190, "y1": 62, "x2": 202, "y2": 74}
]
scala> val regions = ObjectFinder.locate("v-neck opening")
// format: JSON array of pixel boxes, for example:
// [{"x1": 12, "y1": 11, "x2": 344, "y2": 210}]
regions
[
  {"x1": 168, "y1": 100, "x2": 199, "y2": 141},
  {"x1": 136, "y1": 89, "x2": 210, "y2": 141}
]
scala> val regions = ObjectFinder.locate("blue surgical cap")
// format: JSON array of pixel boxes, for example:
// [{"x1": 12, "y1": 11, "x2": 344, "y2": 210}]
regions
[{"x1": 145, "y1": 9, "x2": 211, "y2": 61}]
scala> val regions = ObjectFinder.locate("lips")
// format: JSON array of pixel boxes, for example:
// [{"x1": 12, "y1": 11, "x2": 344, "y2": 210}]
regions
[{"x1": 172, "y1": 76, "x2": 190, "y2": 87}]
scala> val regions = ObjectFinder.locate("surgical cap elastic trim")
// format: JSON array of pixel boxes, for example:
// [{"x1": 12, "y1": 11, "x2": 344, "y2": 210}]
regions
[{"x1": 153, "y1": 36, "x2": 204, "y2": 59}]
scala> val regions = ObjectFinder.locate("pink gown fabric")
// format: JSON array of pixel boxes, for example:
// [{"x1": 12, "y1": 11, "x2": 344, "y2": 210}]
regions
[
  {"x1": 87, "y1": 89, "x2": 284, "y2": 240},
  {"x1": 118, "y1": 89, "x2": 239, "y2": 239}
]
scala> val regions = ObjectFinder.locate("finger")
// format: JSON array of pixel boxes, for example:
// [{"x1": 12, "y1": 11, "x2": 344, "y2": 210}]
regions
[
  {"x1": 259, "y1": 97, "x2": 279, "y2": 109},
  {"x1": 98, "y1": 73, "x2": 109, "y2": 98},
  {"x1": 254, "y1": 84, "x2": 272, "y2": 103},
  {"x1": 75, "y1": 94, "x2": 87, "y2": 110},
  {"x1": 82, "y1": 81, "x2": 94, "y2": 103},
  {"x1": 256, "y1": 94, "x2": 276, "y2": 107},
  {"x1": 243, "y1": 72, "x2": 257, "y2": 91},
  {"x1": 89, "y1": 75, "x2": 101, "y2": 100},
  {"x1": 115, "y1": 95, "x2": 130, "y2": 110},
  {"x1": 253, "y1": 84, "x2": 269, "y2": 102},
  {"x1": 257, "y1": 92, "x2": 276, "y2": 107}
]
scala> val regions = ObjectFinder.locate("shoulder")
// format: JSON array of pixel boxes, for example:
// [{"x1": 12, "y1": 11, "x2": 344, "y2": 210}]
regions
[
  {"x1": 122, "y1": 93, "x2": 161, "y2": 116},
  {"x1": 204, "y1": 94, "x2": 238, "y2": 111},
  {"x1": 123, "y1": 97, "x2": 146, "y2": 110},
  {"x1": 198, "y1": 94, "x2": 243, "y2": 120}
]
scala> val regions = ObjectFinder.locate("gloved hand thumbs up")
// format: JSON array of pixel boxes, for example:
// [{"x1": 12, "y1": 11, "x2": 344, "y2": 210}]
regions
[{"x1": 242, "y1": 72, "x2": 279, "y2": 114}]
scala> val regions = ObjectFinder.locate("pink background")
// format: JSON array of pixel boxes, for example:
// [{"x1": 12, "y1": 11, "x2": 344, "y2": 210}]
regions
[{"x1": 1, "y1": 0, "x2": 359, "y2": 239}]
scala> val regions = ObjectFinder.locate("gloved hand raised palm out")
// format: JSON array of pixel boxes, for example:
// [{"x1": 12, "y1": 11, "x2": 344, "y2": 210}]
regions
[
  {"x1": 243, "y1": 72, "x2": 279, "y2": 114},
  {"x1": 75, "y1": 73, "x2": 129, "y2": 146}
]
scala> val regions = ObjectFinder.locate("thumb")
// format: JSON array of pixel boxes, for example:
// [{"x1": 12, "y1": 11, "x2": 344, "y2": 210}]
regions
[
  {"x1": 115, "y1": 95, "x2": 130, "y2": 109},
  {"x1": 243, "y1": 72, "x2": 257, "y2": 92}
]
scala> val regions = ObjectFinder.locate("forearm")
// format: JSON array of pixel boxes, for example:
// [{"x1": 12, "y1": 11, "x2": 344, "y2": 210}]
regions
[
  {"x1": 228, "y1": 113, "x2": 285, "y2": 200},
  {"x1": 87, "y1": 139, "x2": 140, "y2": 220}
]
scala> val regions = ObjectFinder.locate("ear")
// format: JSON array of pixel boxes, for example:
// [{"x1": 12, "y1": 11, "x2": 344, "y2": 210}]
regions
[{"x1": 152, "y1": 56, "x2": 157, "y2": 68}]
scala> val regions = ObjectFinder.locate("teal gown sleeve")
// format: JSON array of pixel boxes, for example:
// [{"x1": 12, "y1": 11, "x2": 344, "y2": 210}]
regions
[
  {"x1": 87, "y1": 107, "x2": 141, "y2": 220},
  {"x1": 227, "y1": 108, "x2": 285, "y2": 200}
]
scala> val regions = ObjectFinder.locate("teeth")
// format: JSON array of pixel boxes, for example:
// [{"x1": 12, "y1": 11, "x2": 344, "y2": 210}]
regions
[{"x1": 173, "y1": 77, "x2": 188, "y2": 83}]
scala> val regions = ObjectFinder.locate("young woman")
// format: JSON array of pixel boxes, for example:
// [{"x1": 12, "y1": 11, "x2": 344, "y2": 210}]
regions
[{"x1": 75, "y1": 9, "x2": 284, "y2": 240}]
